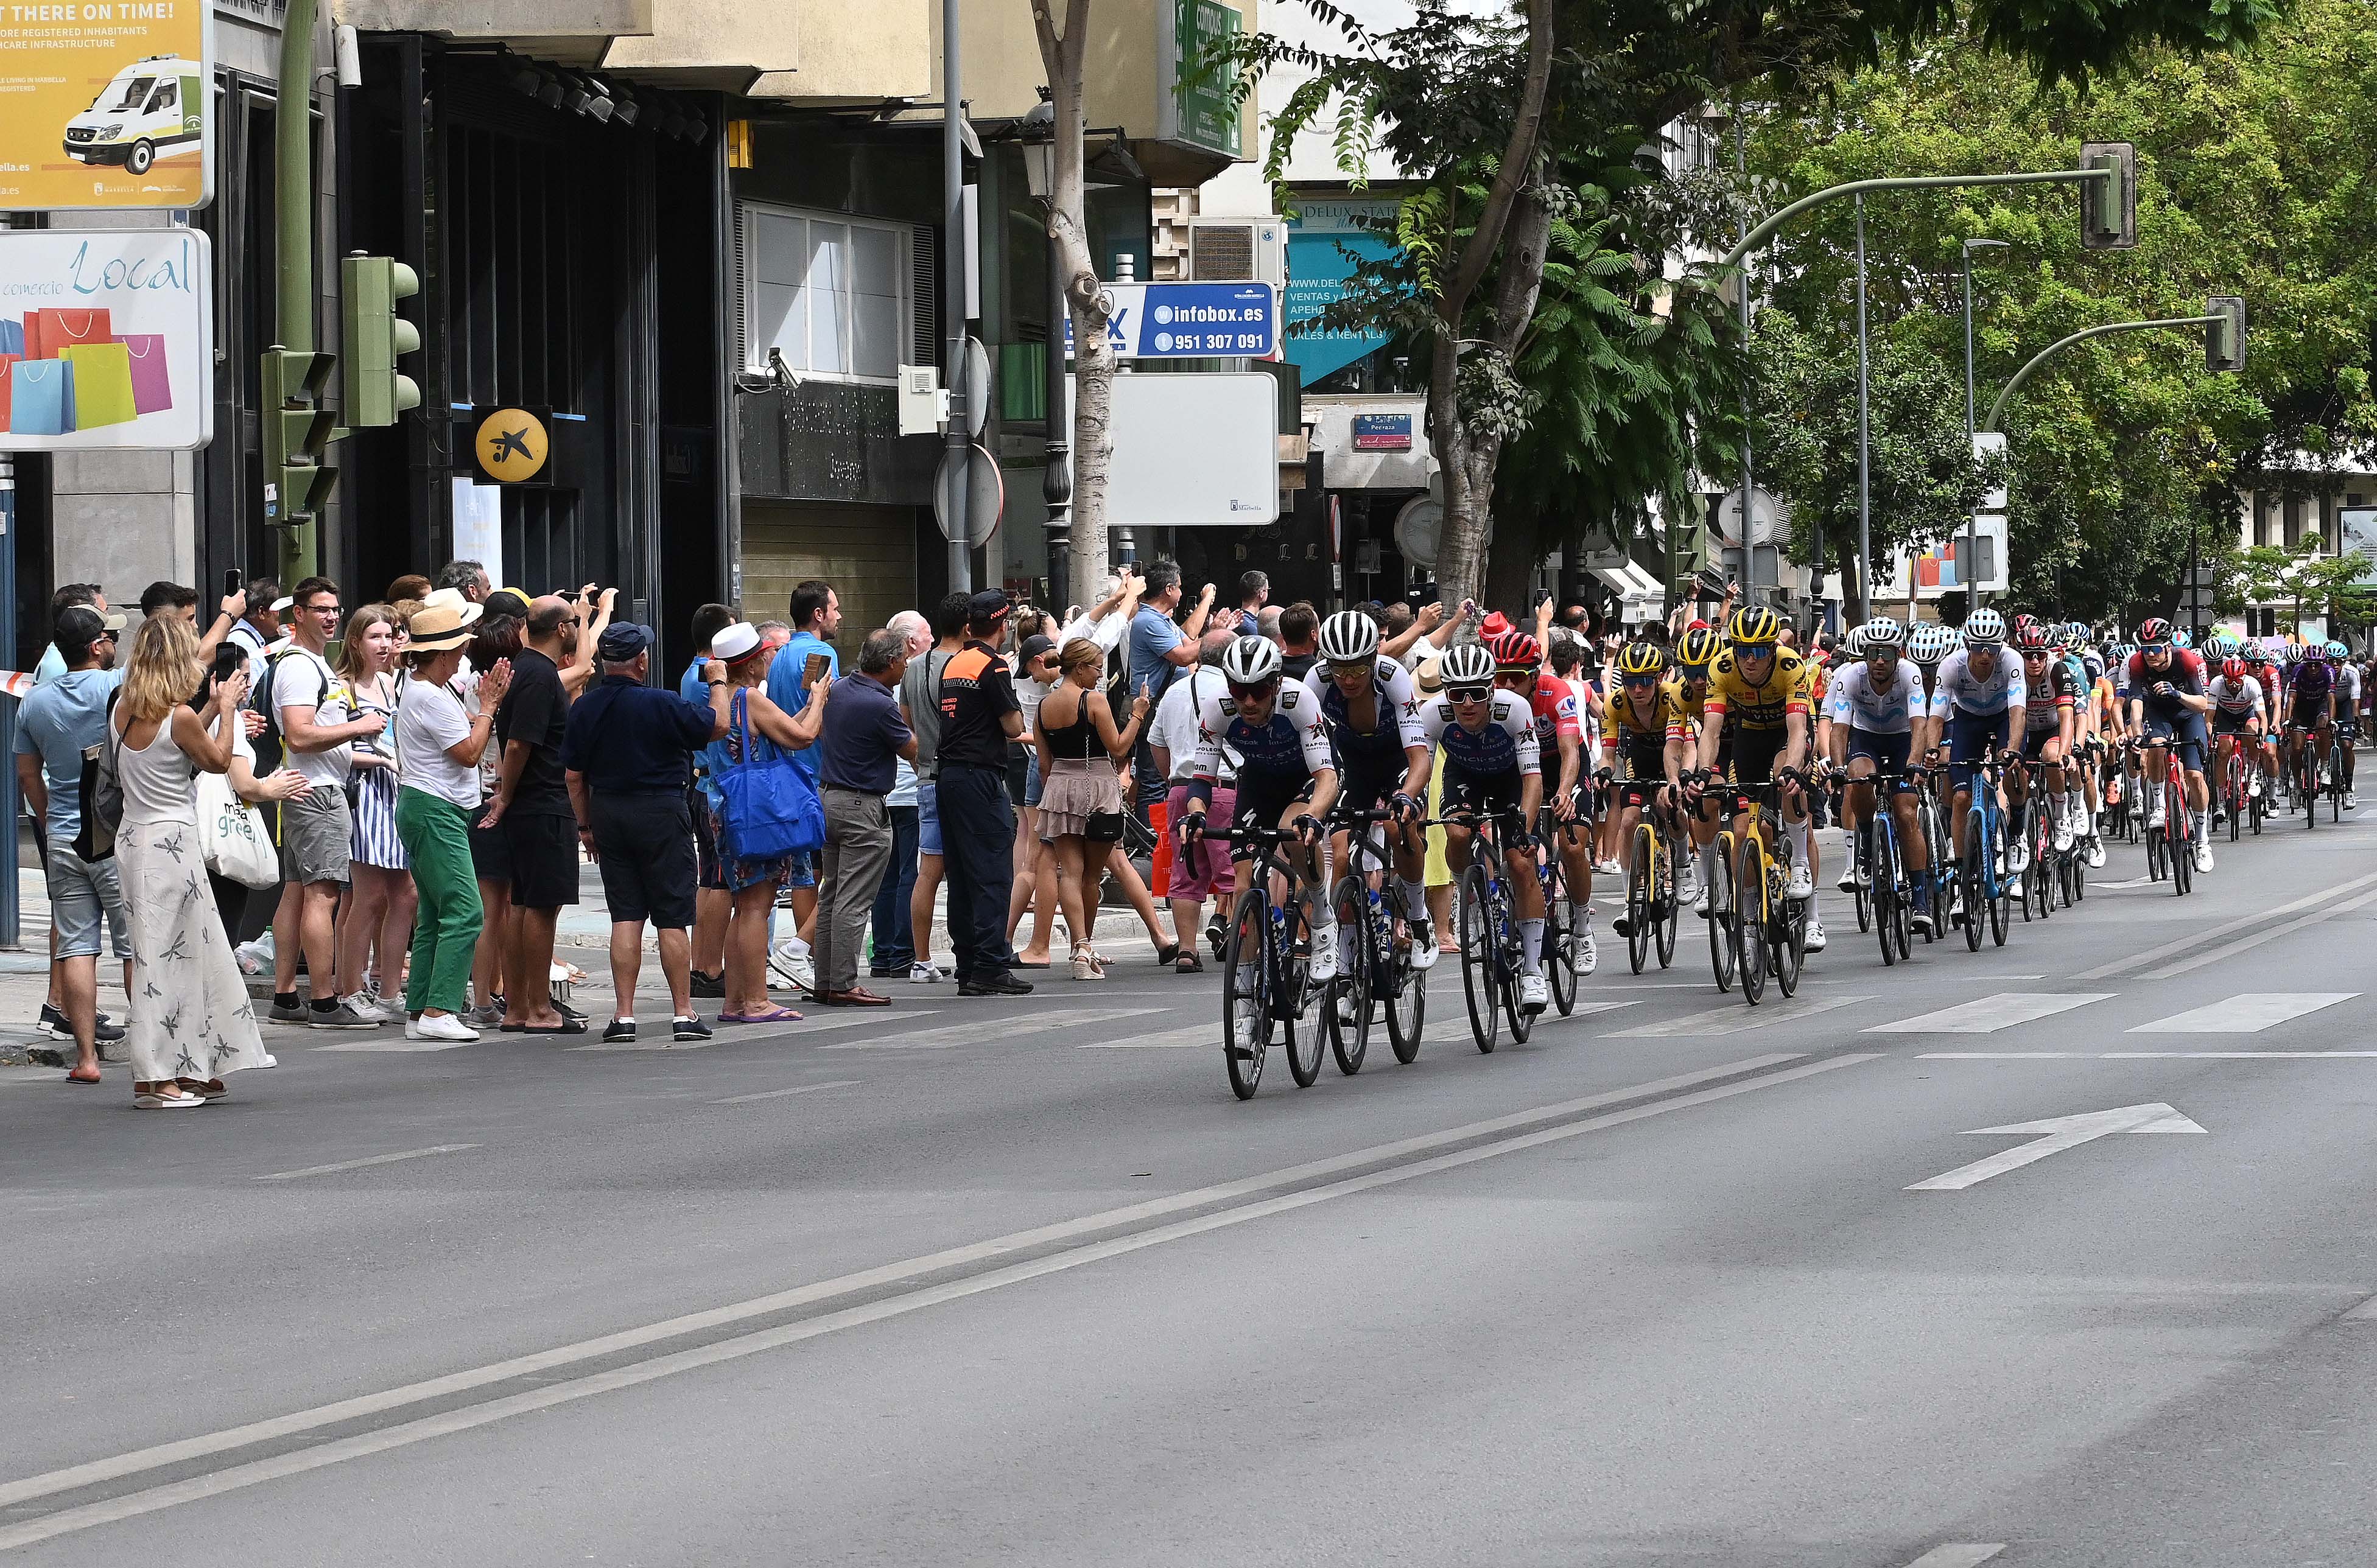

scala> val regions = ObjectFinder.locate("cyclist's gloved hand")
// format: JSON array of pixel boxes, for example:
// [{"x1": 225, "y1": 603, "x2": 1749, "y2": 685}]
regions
[
  {"x1": 1293, "y1": 815, "x2": 1323, "y2": 848},
  {"x1": 1179, "y1": 810, "x2": 1207, "y2": 843},
  {"x1": 1389, "y1": 791, "x2": 1419, "y2": 824}
]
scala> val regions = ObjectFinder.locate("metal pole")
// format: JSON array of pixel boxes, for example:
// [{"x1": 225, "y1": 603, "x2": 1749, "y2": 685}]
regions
[
  {"x1": 1983, "y1": 315, "x2": 2222, "y2": 433},
  {"x1": 1963, "y1": 249, "x2": 1978, "y2": 617},
  {"x1": 1719, "y1": 166, "x2": 2112, "y2": 272},
  {"x1": 1043, "y1": 231, "x2": 1071, "y2": 611},
  {"x1": 0, "y1": 453, "x2": 16, "y2": 947},
  {"x1": 276, "y1": 0, "x2": 320, "y2": 586},
  {"x1": 941, "y1": 0, "x2": 972, "y2": 593},
  {"x1": 1735, "y1": 97, "x2": 1754, "y2": 604},
  {"x1": 1853, "y1": 191, "x2": 1870, "y2": 623}
]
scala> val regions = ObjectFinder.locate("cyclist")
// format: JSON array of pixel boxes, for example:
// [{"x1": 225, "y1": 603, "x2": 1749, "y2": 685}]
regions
[
  {"x1": 1605, "y1": 640, "x2": 1681, "y2": 940},
  {"x1": 2206, "y1": 653, "x2": 2266, "y2": 824},
  {"x1": 2326, "y1": 639, "x2": 2359, "y2": 808},
  {"x1": 2243, "y1": 638, "x2": 2284, "y2": 800},
  {"x1": 2280, "y1": 634, "x2": 2336, "y2": 809},
  {"x1": 2007, "y1": 622, "x2": 2077, "y2": 877},
  {"x1": 1305, "y1": 610, "x2": 1438, "y2": 973},
  {"x1": 1178, "y1": 636, "x2": 1342, "y2": 1051},
  {"x1": 1827, "y1": 618, "x2": 1934, "y2": 935},
  {"x1": 1907, "y1": 621, "x2": 1954, "y2": 758},
  {"x1": 1491, "y1": 628, "x2": 1596, "y2": 976},
  {"x1": 1928, "y1": 607, "x2": 2026, "y2": 913},
  {"x1": 2126, "y1": 617, "x2": 2214, "y2": 873},
  {"x1": 1665, "y1": 626, "x2": 1719, "y2": 912},
  {"x1": 2076, "y1": 631, "x2": 2116, "y2": 866},
  {"x1": 1417, "y1": 641, "x2": 1551, "y2": 1011},
  {"x1": 1691, "y1": 606, "x2": 1825, "y2": 954}
]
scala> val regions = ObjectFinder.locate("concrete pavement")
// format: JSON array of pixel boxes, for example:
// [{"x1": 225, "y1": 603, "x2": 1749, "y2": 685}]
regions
[{"x1": 6, "y1": 805, "x2": 2377, "y2": 1564}]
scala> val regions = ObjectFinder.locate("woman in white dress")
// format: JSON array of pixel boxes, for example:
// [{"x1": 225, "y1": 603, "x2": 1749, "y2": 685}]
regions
[{"x1": 113, "y1": 614, "x2": 268, "y2": 1108}]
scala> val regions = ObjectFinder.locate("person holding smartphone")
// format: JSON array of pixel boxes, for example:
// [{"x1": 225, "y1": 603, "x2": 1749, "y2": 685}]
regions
[{"x1": 760, "y1": 579, "x2": 842, "y2": 989}]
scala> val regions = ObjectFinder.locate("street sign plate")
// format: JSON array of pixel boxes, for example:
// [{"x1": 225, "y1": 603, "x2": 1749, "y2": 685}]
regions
[
  {"x1": 1064, "y1": 282, "x2": 1280, "y2": 360},
  {"x1": 933, "y1": 441, "x2": 1003, "y2": 547},
  {"x1": 1104, "y1": 372, "x2": 1279, "y2": 527}
]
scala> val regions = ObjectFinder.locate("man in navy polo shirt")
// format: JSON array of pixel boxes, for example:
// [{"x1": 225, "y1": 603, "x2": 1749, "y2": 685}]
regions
[{"x1": 810, "y1": 628, "x2": 917, "y2": 1007}]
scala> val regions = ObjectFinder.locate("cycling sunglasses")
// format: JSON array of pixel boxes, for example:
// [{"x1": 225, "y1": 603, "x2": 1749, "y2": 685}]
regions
[
  {"x1": 1446, "y1": 684, "x2": 1492, "y2": 704},
  {"x1": 1227, "y1": 679, "x2": 1279, "y2": 699},
  {"x1": 1621, "y1": 673, "x2": 1661, "y2": 688},
  {"x1": 1324, "y1": 660, "x2": 1373, "y2": 679}
]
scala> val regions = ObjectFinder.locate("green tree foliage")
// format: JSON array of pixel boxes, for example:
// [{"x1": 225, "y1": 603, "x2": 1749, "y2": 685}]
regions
[{"x1": 1740, "y1": 0, "x2": 2377, "y2": 623}]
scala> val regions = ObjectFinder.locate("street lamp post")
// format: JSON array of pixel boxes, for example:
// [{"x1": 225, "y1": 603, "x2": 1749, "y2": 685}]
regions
[
  {"x1": 1961, "y1": 238, "x2": 2008, "y2": 617},
  {"x1": 1020, "y1": 99, "x2": 1070, "y2": 610},
  {"x1": 1852, "y1": 192, "x2": 1868, "y2": 621}
]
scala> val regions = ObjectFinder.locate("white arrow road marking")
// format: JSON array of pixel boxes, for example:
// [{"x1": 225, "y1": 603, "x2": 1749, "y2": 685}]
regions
[
  {"x1": 2127, "y1": 992, "x2": 2358, "y2": 1033},
  {"x1": 1907, "y1": 1102, "x2": 2205, "y2": 1191},
  {"x1": 1864, "y1": 992, "x2": 2111, "y2": 1034}
]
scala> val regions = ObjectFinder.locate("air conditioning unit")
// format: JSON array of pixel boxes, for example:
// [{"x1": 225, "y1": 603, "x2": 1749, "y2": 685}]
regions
[{"x1": 1188, "y1": 219, "x2": 1286, "y2": 287}]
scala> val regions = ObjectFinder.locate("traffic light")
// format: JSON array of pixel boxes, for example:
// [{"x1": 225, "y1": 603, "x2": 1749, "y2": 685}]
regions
[
  {"x1": 260, "y1": 345, "x2": 339, "y2": 525},
  {"x1": 2207, "y1": 295, "x2": 2247, "y2": 373},
  {"x1": 340, "y1": 253, "x2": 422, "y2": 429},
  {"x1": 2078, "y1": 141, "x2": 2136, "y2": 250}
]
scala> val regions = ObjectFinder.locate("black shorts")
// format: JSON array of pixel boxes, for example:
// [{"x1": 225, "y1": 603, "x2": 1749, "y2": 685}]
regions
[
  {"x1": 591, "y1": 792, "x2": 697, "y2": 929},
  {"x1": 1439, "y1": 758, "x2": 1526, "y2": 820},
  {"x1": 2211, "y1": 712, "x2": 2256, "y2": 738},
  {"x1": 503, "y1": 810, "x2": 582, "y2": 910},
  {"x1": 468, "y1": 798, "x2": 513, "y2": 888},
  {"x1": 1728, "y1": 726, "x2": 1786, "y2": 785},
  {"x1": 1338, "y1": 751, "x2": 1406, "y2": 814},
  {"x1": 1230, "y1": 771, "x2": 1318, "y2": 845},
  {"x1": 1613, "y1": 733, "x2": 1667, "y2": 783},
  {"x1": 2018, "y1": 724, "x2": 2062, "y2": 761}
]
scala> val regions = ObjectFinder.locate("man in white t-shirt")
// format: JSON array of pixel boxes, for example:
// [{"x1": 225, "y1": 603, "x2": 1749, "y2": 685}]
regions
[
  {"x1": 1149, "y1": 628, "x2": 1238, "y2": 969},
  {"x1": 267, "y1": 576, "x2": 385, "y2": 1030}
]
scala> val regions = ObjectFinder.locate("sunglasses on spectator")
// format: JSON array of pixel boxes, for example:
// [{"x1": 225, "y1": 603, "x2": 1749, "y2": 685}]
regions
[{"x1": 1447, "y1": 685, "x2": 1491, "y2": 704}]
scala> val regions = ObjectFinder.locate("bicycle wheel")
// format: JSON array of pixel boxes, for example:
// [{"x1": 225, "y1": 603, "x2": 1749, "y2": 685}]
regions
[
  {"x1": 1987, "y1": 825, "x2": 2012, "y2": 947},
  {"x1": 1771, "y1": 863, "x2": 1803, "y2": 998},
  {"x1": 1327, "y1": 878, "x2": 1371, "y2": 1076},
  {"x1": 1654, "y1": 839, "x2": 1679, "y2": 969},
  {"x1": 1545, "y1": 884, "x2": 1576, "y2": 1017},
  {"x1": 1708, "y1": 835, "x2": 1738, "y2": 992},
  {"x1": 1873, "y1": 824, "x2": 1900, "y2": 968},
  {"x1": 1384, "y1": 940, "x2": 1425, "y2": 1066},
  {"x1": 1458, "y1": 863, "x2": 1500, "y2": 1054},
  {"x1": 1626, "y1": 823, "x2": 1654, "y2": 975},
  {"x1": 1221, "y1": 888, "x2": 1269, "y2": 1100},
  {"x1": 2333, "y1": 749, "x2": 2345, "y2": 821},
  {"x1": 1962, "y1": 829, "x2": 1986, "y2": 953},
  {"x1": 1737, "y1": 840, "x2": 1769, "y2": 1004},
  {"x1": 1852, "y1": 820, "x2": 1872, "y2": 933}
]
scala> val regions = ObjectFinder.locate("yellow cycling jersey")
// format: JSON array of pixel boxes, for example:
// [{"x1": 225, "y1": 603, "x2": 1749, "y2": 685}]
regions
[
  {"x1": 1704, "y1": 646, "x2": 1812, "y2": 731},
  {"x1": 1602, "y1": 682, "x2": 1676, "y2": 742},
  {"x1": 1664, "y1": 674, "x2": 1710, "y2": 738}
]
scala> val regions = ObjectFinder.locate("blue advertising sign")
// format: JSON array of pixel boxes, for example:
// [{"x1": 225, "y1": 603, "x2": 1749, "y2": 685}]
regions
[
  {"x1": 1063, "y1": 282, "x2": 1279, "y2": 359},
  {"x1": 1285, "y1": 200, "x2": 1397, "y2": 385}
]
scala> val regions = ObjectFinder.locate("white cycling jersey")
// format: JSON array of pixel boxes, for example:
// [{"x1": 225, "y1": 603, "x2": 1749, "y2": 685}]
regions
[
  {"x1": 2208, "y1": 674, "x2": 2264, "y2": 719},
  {"x1": 1825, "y1": 658, "x2": 1925, "y2": 735},
  {"x1": 1416, "y1": 691, "x2": 1542, "y2": 776},
  {"x1": 1190, "y1": 681, "x2": 1334, "y2": 792},
  {"x1": 1928, "y1": 647, "x2": 2027, "y2": 719},
  {"x1": 1300, "y1": 653, "x2": 1428, "y2": 764},
  {"x1": 2336, "y1": 662, "x2": 2364, "y2": 708}
]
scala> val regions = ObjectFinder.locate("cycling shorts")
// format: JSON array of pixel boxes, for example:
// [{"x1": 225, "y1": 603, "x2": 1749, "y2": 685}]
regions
[
  {"x1": 2211, "y1": 710, "x2": 2258, "y2": 737},
  {"x1": 1336, "y1": 755, "x2": 1405, "y2": 816},
  {"x1": 1613, "y1": 732, "x2": 1668, "y2": 783},
  {"x1": 1846, "y1": 727, "x2": 1914, "y2": 793},
  {"x1": 1229, "y1": 773, "x2": 1318, "y2": 856},
  {"x1": 1440, "y1": 758, "x2": 1525, "y2": 822},
  {"x1": 1945, "y1": 709, "x2": 2004, "y2": 790},
  {"x1": 2140, "y1": 710, "x2": 2209, "y2": 767},
  {"x1": 2289, "y1": 695, "x2": 2334, "y2": 732},
  {"x1": 1727, "y1": 726, "x2": 1786, "y2": 786},
  {"x1": 2018, "y1": 725, "x2": 2065, "y2": 763}
]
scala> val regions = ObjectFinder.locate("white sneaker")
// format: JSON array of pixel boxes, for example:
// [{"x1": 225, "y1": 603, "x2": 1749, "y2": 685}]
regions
[
  {"x1": 1803, "y1": 917, "x2": 1827, "y2": 954},
  {"x1": 1575, "y1": 917, "x2": 1599, "y2": 978},
  {"x1": 2147, "y1": 804, "x2": 2166, "y2": 830},
  {"x1": 908, "y1": 961, "x2": 948, "y2": 984},
  {"x1": 1518, "y1": 972, "x2": 1550, "y2": 1012},
  {"x1": 2348, "y1": 790, "x2": 2359, "y2": 810},
  {"x1": 1230, "y1": 1011, "x2": 1259, "y2": 1054},
  {"x1": 2248, "y1": 776, "x2": 2264, "y2": 799},
  {"x1": 1307, "y1": 940, "x2": 1339, "y2": 983},
  {"x1": 1678, "y1": 869, "x2": 1702, "y2": 910},
  {"x1": 1785, "y1": 864, "x2": 1813, "y2": 901},
  {"x1": 1593, "y1": 856, "x2": 1621, "y2": 876},
  {"x1": 2087, "y1": 838, "x2": 2107, "y2": 868},
  {"x1": 771, "y1": 941, "x2": 816, "y2": 992},
  {"x1": 1693, "y1": 883, "x2": 1714, "y2": 917},
  {"x1": 343, "y1": 992, "x2": 398, "y2": 1024},
  {"x1": 413, "y1": 1013, "x2": 480, "y2": 1043},
  {"x1": 2193, "y1": 841, "x2": 2214, "y2": 874}
]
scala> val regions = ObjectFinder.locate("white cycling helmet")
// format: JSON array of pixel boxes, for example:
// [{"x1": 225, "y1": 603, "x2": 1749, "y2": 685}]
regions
[
  {"x1": 1963, "y1": 607, "x2": 2007, "y2": 647},
  {"x1": 1218, "y1": 635, "x2": 1284, "y2": 686},
  {"x1": 1315, "y1": 609, "x2": 1379, "y2": 665},
  {"x1": 1859, "y1": 616, "x2": 1906, "y2": 649},
  {"x1": 1438, "y1": 642, "x2": 1497, "y2": 688},
  {"x1": 1908, "y1": 622, "x2": 1953, "y2": 665},
  {"x1": 1840, "y1": 625, "x2": 1867, "y2": 657}
]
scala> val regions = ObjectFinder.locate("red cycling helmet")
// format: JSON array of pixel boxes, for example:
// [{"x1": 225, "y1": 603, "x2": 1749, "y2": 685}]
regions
[
  {"x1": 2221, "y1": 656, "x2": 2247, "y2": 683},
  {"x1": 2011, "y1": 624, "x2": 2050, "y2": 653},
  {"x1": 2138, "y1": 617, "x2": 2175, "y2": 646},
  {"x1": 1487, "y1": 629, "x2": 1540, "y2": 671}
]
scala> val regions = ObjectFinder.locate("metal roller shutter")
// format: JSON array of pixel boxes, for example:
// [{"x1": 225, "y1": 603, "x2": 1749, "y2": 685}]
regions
[{"x1": 739, "y1": 500, "x2": 919, "y2": 648}]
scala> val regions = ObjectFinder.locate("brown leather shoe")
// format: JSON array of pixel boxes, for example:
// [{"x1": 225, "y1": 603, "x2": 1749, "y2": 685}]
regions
[{"x1": 818, "y1": 987, "x2": 893, "y2": 1007}]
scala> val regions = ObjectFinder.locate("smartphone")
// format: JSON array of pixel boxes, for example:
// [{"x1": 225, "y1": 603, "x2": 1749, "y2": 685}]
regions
[
  {"x1": 224, "y1": 568, "x2": 244, "y2": 598},
  {"x1": 212, "y1": 642, "x2": 247, "y2": 685},
  {"x1": 803, "y1": 651, "x2": 831, "y2": 687}
]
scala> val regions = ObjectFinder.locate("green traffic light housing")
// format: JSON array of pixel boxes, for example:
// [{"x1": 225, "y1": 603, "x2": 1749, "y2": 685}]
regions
[
  {"x1": 2079, "y1": 141, "x2": 2136, "y2": 251},
  {"x1": 2207, "y1": 295, "x2": 2246, "y2": 373},
  {"x1": 341, "y1": 253, "x2": 423, "y2": 429},
  {"x1": 261, "y1": 345, "x2": 340, "y2": 525}
]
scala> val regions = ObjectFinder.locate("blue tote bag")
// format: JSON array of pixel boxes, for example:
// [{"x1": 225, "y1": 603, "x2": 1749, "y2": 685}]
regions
[
  {"x1": 9, "y1": 358, "x2": 74, "y2": 436},
  {"x1": 713, "y1": 688, "x2": 824, "y2": 861}
]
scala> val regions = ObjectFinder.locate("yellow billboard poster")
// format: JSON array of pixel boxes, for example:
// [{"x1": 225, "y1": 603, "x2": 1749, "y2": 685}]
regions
[{"x1": 0, "y1": 3, "x2": 213, "y2": 210}]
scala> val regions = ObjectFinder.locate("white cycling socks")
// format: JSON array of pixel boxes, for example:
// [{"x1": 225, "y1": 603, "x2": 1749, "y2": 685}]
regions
[{"x1": 1520, "y1": 917, "x2": 1545, "y2": 973}]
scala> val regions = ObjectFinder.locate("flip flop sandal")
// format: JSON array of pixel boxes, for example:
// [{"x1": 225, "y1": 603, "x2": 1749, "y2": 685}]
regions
[
  {"x1": 133, "y1": 1082, "x2": 202, "y2": 1108},
  {"x1": 719, "y1": 1006, "x2": 802, "y2": 1024},
  {"x1": 519, "y1": 1020, "x2": 589, "y2": 1036},
  {"x1": 66, "y1": 1065, "x2": 102, "y2": 1084}
]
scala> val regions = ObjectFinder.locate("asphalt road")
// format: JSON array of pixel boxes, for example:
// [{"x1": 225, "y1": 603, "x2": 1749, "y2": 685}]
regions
[{"x1": 7, "y1": 802, "x2": 2377, "y2": 1566}]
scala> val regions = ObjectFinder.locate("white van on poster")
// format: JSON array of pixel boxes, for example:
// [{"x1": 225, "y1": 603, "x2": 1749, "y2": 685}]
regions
[{"x1": 0, "y1": 228, "x2": 212, "y2": 452}]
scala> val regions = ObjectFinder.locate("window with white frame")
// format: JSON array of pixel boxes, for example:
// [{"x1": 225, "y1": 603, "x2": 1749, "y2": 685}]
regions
[{"x1": 740, "y1": 201, "x2": 915, "y2": 383}]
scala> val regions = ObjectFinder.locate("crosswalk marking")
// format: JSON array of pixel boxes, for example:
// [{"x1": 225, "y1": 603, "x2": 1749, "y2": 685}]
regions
[
  {"x1": 1607, "y1": 994, "x2": 1874, "y2": 1038},
  {"x1": 1863, "y1": 992, "x2": 2110, "y2": 1035},
  {"x1": 2126, "y1": 992, "x2": 2358, "y2": 1034},
  {"x1": 1923, "y1": 1051, "x2": 2377, "y2": 1060}
]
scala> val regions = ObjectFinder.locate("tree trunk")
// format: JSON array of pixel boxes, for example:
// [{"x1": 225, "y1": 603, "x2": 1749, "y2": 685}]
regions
[
  {"x1": 1481, "y1": 508, "x2": 1541, "y2": 614},
  {"x1": 1032, "y1": 0, "x2": 1116, "y2": 612}
]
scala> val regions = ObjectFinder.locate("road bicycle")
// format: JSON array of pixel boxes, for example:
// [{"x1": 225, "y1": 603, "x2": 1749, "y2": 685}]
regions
[
  {"x1": 1698, "y1": 774, "x2": 1807, "y2": 1005},
  {"x1": 2214, "y1": 730, "x2": 2258, "y2": 842},
  {"x1": 1208, "y1": 821, "x2": 1327, "y2": 1099},
  {"x1": 1956, "y1": 754, "x2": 2014, "y2": 951},
  {"x1": 2100, "y1": 744, "x2": 2136, "y2": 844},
  {"x1": 1910, "y1": 762, "x2": 1953, "y2": 944},
  {"x1": 2006, "y1": 756, "x2": 2059, "y2": 926},
  {"x1": 1853, "y1": 768, "x2": 1925, "y2": 967},
  {"x1": 1612, "y1": 777, "x2": 1680, "y2": 975},
  {"x1": 2323, "y1": 721, "x2": 2350, "y2": 823},
  {"x1": 2140, "y1": 736, "x2": 2197, "y2": 896},
  {"x1": 2281, "y1": 723, "x2": 2319, "y2": 826},
  {"x1": 1434, "y1": 807, "x2": 1536, "y2": 1053},
  {"x1": 1322, "y1": 806, "x2": 1425, "y2": 1074},
  {"x1": 1538, "y1": 806, "x2": 1584, "y2": 1018}
]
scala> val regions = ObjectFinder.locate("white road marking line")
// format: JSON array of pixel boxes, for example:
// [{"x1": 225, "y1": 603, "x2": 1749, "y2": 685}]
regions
[
  {"x1": 1922, "y1": 1051, "x2": 2377, "y2": 1060},
  {"x1": 1864, "y1": 992, "x2": 2112, "y2": 1035},
  {"x1": 1081, "y1": 1026, "x2": 1212, "y2": 1048},
  {"x1": 0, "y1": 1052, "x2": 1811, "y2": 1523},
  {"x1": 0, "y1": 1052, "x2": 1878, "y2": 1550},
  {"x1": 1608, "y1": 994, "x2": 1876, "y2": 1038},
  {"x1": 710, "y1": 1079, "x2": 863, "y2": 1105},
  {"x1": 2071, "y1": 868, "x2": 2377, "y2": 979},
  {"x1": 2088, "y1": 876, "x2": 2156, "y2": 889},
  {"x1": 2126, "y1": 992, "x2": 2359, "y2": 1034},
  {"x1": 312, "y1": 1037, "x2": 476, "y2": 1053},
  {"x1": 253, "y1": 1145, "x2": 478, "y2": 1182},
  {"x1": 2140, "y1": 886, "x2": 2377, "y2": 980},
  {"x1": 2342, "y1": 1293, "x2": 2377, "y2": 1321},
  {"x1": 1900, "y1": 1547, "x2": 2005, "y2": 1568},
  {"x1": 1907, "y1": 1102, "x2": 2203, "y2": 1191},
  {"x1": 569, "y1": 1038, "x2": 718, "y2": 1053},
  {"x1": 823, "y1": 1006, "x2": 1166, "y2": 1049}
]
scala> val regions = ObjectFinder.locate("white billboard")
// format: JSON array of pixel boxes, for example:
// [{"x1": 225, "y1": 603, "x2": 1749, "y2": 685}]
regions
[
  {"x1": 1104, "y1": 371, "x2": 1280, "y2": 527},
  {"x1": 0, "y1": 228, "x2": 214, "y2": 450}
]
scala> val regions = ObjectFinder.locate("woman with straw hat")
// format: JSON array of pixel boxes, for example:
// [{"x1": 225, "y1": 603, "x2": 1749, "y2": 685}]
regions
[{"x1": 394, "y1": 596, "x2": 511, "y2": 1041}]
